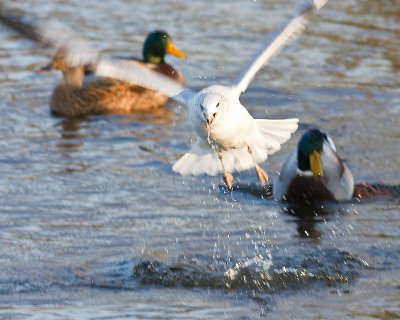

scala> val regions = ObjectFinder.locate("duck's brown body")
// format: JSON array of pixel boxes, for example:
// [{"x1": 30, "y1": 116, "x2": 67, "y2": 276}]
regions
[
  {"x1": 50, "y1": 60, "x2": 184, "y2": 117},
  {"x1": 282, "y1": 175, "x2": 335, "y2": 203}
]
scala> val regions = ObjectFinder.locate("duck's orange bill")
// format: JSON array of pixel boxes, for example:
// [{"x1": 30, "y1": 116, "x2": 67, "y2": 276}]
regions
[
  {"x1": 310, "y1": 150, "x2": 324, "y2": 177},
  {"x1": 166, "y1": 41, "x2": 186, "y2": 59}
]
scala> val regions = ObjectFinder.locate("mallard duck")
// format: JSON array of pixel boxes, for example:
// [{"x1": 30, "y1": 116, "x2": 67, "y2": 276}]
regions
[
  {"x1": 273, "y1": 129, "x2": 354, "y2": 202},
  {"x1": 0, "y1": 8, "x2": 186, "y2": 116},
  {"x1": 47, "y1": 30, "x2": 186, "y2": 116}
]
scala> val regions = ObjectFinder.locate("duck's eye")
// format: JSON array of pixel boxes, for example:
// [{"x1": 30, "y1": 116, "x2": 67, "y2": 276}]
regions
[{"x1": 216, "y1": 102, "x2": 220, "y2": 108}]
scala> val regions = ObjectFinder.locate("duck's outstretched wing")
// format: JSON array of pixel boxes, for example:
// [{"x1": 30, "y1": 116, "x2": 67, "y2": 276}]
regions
[
  {"x1": 96, "y1": 59, "x2": 196, "y2": 106},
  {"x1": 0, "y1": 6, "x2": 98, "y2": 66},
  {"x1": 232, "y1": 0, "x2": 329, "y2": 95}
]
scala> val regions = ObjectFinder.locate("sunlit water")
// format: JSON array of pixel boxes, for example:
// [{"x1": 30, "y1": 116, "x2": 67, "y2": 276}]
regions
[{"x1": 0, "y1": 0, "x2": 399, "y2": 319}]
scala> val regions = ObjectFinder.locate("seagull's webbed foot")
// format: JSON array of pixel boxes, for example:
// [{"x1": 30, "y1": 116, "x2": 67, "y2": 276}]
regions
[
  {"x1": 223, "y1": 171, "x2": 234, "y2": 190},
  {"x1": 255, "y1": 165, "x2": 268, "y2": 186}
]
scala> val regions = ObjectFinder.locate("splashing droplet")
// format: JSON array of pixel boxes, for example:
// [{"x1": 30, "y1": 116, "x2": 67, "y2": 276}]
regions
[{"x1": 207, "y1": 124, "x2": 212, "y2": 145}]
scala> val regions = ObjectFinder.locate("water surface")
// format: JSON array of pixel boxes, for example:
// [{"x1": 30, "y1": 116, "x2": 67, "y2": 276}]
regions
[{"x1": 0, "y1": 0, "x2": 399, "y2": 319}]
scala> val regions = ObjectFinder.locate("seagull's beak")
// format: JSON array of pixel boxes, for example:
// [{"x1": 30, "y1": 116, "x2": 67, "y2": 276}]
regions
[
  {"x1": 309, "y1": 150, "x2": 324, "y2": 177},
  {"x1": 166, "y1": 40, "x2": 186, "y2": 59},
  {"x1": 207, "y1": 112, "x2": 217, "y2": 126}
]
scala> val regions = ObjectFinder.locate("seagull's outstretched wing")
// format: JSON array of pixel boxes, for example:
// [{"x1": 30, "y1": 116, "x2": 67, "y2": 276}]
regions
[
  {"x1": 96, "y1": 59, "x2": 196, "y2": 106},
  {"x1": 232, "y1": 0, "x2": 329, "y2": 95},
  {"x1": 0, "y1": 6, "x2": 98, "y2": 66}
]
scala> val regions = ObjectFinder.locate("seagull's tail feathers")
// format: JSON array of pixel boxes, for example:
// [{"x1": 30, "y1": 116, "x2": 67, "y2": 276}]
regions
[
  {"x1": 172, "y1": 145, "x2": 259, "y2": 176},
  {"x1": 172, "y1": 141, "x2": 222, "y2": 177}
]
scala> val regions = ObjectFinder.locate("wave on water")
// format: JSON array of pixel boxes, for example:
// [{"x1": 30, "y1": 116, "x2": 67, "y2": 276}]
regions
[{"x1": 133, "y1": 248, "x2": 369, "y2": 293}]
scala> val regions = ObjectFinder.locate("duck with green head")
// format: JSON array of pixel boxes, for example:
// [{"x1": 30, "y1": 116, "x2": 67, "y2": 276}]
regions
[
  {"x1": 47, "y1": 30, "x2": 186, "y2": 116},
  {"x1": 273, "y1": 129, "x2": 354, "y2": 203}
]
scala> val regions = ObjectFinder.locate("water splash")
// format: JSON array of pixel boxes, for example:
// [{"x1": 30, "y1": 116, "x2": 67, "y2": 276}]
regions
[{"x1": 133, "y1": 249, "x2": 369, "y2": 293}]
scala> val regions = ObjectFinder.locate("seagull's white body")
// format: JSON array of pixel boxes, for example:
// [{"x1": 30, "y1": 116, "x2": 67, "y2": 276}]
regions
[
  {"x1": 173, "y1": 0, "x2": 328, "y2": 184},
  {"x1": 189, "y1": 86, "x2": 251, "y2": 152},
  {"x1": 173, "y1": 85, "x2": 298, "y2": 177}
]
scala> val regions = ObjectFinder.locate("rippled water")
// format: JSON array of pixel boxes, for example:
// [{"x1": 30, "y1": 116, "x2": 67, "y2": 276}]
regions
[{"x1": 0, "y1": 0, "x2": 399, "y2": 319}]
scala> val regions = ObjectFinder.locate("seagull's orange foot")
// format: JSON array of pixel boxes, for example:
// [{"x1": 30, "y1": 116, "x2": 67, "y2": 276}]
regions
[
  {"x1": 255, "y1": 165, "x2": 268, "y2": 186},
  {"x1": 223, "y1": 171, "x2": 234, "y2": 190}
]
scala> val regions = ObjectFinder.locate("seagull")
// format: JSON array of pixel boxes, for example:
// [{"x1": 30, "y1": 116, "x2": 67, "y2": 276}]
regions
[
  {"x1": 0, "y1": 0, "x2": 329, "y2": 188},
  {"x1": 96, "y1": 0, "x2": 329, "y2": 189}
]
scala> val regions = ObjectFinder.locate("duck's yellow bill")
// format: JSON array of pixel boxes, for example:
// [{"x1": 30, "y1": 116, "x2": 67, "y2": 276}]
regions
[
  {"x1": 310, "y1": 150, "x2": 324, "y2": 177},
  {"x1": 166, "y1": 41, "x2": 186, "y2": 59}
]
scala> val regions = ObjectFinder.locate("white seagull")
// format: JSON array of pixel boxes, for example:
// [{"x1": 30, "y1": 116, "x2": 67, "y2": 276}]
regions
[{"x1": 96, "y1": 0, "x2": 329, "y2": 189}]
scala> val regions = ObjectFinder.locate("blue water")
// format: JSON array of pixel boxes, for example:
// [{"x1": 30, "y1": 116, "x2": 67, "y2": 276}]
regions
[{"x1": 0, "y1": 0, "x2": 399, "y2": 318}]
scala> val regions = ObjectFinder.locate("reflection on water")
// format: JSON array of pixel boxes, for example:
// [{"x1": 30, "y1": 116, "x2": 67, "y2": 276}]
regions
[
  {"x1": 0, "y1": 0, "x2": 399, "y2": 319},
  {"x1": 282, "y1": 205, "x2": 330, "y2": 240},
  {"x1": 55, "y1": 118, "x2": 84, "y2": 151},
  {"x1": 53, "y1": 106, "x2": 175, "y2": 152}
]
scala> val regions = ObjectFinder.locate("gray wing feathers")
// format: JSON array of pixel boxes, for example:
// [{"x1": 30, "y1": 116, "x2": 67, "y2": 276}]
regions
[{"x1": 0, "y1": 8, "x2": 98, "y2": 66}]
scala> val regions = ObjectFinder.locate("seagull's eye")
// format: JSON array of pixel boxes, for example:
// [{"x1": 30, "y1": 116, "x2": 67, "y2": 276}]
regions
[
  {"x1": 216, "y1": 102, "x2": 220, "y2": 108},
  {"x1": 200, "y1": 104, "x2": 204, "y2": 110}
]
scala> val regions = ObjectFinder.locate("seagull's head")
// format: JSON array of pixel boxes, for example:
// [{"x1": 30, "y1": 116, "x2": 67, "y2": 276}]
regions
[{"x1": 193, "y1": 86, "x2": 231, "y2": 127}]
